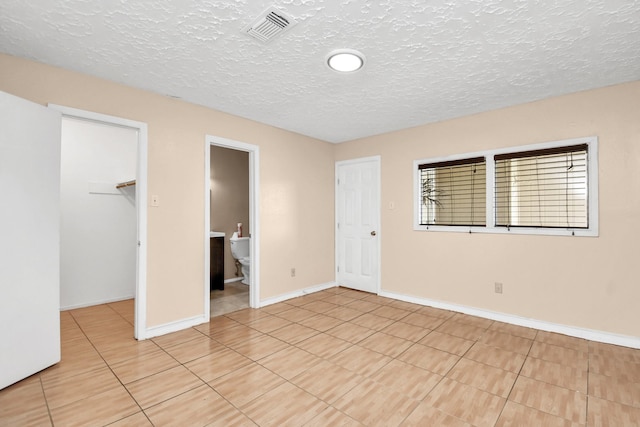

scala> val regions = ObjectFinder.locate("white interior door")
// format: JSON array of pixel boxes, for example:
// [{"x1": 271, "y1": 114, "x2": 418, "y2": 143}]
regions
[
  {"x1": 0, "y1": 91, "x2": 61, "y2": 389},
  {"x1": 336, "y1": 157, "x2": 380, "y2": 293}
]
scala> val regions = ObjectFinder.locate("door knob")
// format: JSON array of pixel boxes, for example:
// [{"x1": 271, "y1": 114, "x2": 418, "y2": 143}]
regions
[{"x1": 370, "y1": 231, "x2": 377, "y2": 236}]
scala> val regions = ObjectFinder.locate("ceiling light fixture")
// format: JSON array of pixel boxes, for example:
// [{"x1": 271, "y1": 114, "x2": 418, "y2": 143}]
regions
[{"x1": 326, "y1": 49, "x2": 366, "y2": 73}]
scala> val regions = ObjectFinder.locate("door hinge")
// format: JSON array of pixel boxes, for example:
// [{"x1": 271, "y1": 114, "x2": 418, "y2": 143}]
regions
[
  {"x1": 337, "y1": 266, "x2": 340, "y2": 272},
  {"x1": 337, "y1": 178, "x2": 340, "y2": 185}
]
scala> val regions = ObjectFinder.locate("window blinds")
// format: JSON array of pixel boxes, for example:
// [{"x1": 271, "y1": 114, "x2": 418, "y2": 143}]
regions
[
  {"x1": 494, "y1": 144, "x2": 588, "y2": 228},
  {"x1": 419, "y1": 157, "x2": 486, "y2": 226}
]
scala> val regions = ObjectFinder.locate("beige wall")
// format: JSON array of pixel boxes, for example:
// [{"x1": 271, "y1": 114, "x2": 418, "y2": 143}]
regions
[
  {"x1": 0, "y1": 53, "x2": 335, "y2": 328},
  {"x1": 3, "y1": 52, "x2": 638, "y2": 339},
  {"x1": 210, "y1": 146, "x2": 249, "y2": 281},
  {"x1": 336, "y1": 81, "x2": 640, "y2": 338}
]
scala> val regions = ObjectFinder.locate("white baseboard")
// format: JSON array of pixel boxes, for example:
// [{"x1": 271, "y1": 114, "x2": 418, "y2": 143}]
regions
[
  {"x1": 379, "y1": 290, "x2": 640, "y2": 350},
  {"x1": 224, "y1": 277, "x2": 243, "y2": 284},
  {"x1": 144, "y1": 314, "x2": 209, "y2": 339},
  {"x1": 60, "y1": 294, "x2": 135, "y2": 311},
  {"x1": 259, "y1": 281, "x2": 338, "y2": 308},
  {"x1": 143, "y1": 283, "x2": 336, "y2": 339}
]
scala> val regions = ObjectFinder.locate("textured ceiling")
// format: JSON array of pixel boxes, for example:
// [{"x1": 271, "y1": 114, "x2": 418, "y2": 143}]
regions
[{"x1": 1, "y1": 1, "x2": 639, "y2": 143}]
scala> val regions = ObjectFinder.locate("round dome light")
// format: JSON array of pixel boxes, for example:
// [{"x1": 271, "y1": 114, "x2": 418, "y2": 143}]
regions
[{"x1": 326, "y1": 49, "x2": 365, "y2": 73}]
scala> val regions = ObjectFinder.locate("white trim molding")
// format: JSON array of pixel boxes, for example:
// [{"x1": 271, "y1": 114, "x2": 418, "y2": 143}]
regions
[
  {"x1": 205, "y1": 135, "x2": 260, "y2": 316},
  {"x1": 144, "y1": 315, "x2": 209, "y2": 340},
  {"x1": 259, "y1": 282, "x2": 338, "y2": 308},
  {"x1": 413, "y1": 136, "x2": 599, "y2": 237},
  {"x1": 60, "y1": 295, "x2": 135, "y2": 311},
  {"x1": 379, "y1": 290, "x2": 640, "y2": 349},
  {"x1": 47, "y1": 104, "x2": 149, "y2": 340}
]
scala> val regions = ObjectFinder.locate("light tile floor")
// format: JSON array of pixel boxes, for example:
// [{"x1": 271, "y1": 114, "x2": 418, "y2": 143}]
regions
[
  {"x1": 210, "y1": 281, "x2": 249, "y2": 317},
  {"x1": 2, "y1": 287, "x2": 640, "y2": 426}
]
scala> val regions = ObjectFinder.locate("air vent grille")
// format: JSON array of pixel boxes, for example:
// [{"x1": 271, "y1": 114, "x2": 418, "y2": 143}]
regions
[{"x1": 243, "y1": 7, "x2": 298, "y2": 43}]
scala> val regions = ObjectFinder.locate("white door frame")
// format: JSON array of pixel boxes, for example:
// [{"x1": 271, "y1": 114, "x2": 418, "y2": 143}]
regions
[
  {"x1": 49, "y1": 105, "x2": 148, "y2": 340},
  {"x1": 335, "y1": 155, "x2": 381, "y2": 294},
  {"x1": 205, "y1": 135, "x2": 260, "y2": 312}
]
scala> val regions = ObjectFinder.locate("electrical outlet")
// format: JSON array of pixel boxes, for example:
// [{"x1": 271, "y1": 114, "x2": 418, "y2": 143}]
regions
[
  {"x1": 151, "y1": 195, "x2": 160, "y2": 207},
  {"x1": 291, "y1": 268, "x2": 296, "y2": 278},
  {"x1": 494, "y1": 282, "x2": 503, "y2": 294}
]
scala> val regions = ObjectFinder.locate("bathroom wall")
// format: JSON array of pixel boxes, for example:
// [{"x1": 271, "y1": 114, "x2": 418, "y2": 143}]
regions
[
  {"x1": 335, "y1": 80, "x2": 640, "y2": 339},
  {"x1": 59, "y1": 116, "x2": 137, "y2": 309},
  {"x1": 210, "y1": 146, "x2": 249, "y2": 281},
  {"x1": 0, "y1": 53, "x2": 336, "y2": 329}
]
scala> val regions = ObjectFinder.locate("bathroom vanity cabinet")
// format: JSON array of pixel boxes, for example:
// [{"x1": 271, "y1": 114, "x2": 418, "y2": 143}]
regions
[{"x1": 210, "y1": 236, "x2": 224, "y2": 291}]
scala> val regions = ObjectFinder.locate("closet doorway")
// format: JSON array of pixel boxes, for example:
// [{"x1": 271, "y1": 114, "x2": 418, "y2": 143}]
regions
[
  {"x1": 51, "y1": 105, "x2": 148, "y2": 339},
  {"x1": 205, "y1": 136, "x2": 260, "y2": 316}
]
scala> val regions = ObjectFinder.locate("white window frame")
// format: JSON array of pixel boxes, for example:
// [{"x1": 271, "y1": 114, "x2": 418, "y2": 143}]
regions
[{"x1": 413, "y1": 136, "x2": 599, "y2": 237}]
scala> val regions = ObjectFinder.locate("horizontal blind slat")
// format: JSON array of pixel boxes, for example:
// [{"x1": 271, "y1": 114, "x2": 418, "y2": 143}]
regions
[
  {"x1": 494, "y1": 147, "x2": 588, "y2": 229},
  {"x1": 420, "y1": 159, "x2": 486, "y2": 226}
]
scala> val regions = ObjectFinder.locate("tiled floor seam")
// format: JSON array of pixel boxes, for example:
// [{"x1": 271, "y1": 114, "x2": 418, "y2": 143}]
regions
[
  {"x1": 244, "y1": 332, "x2": 368, "y2": 419},
  {"x1": 390, "y1": 334, "x2": 456, "y2": 425},
  {"x1": 202, "y1": 359, "x2": 314, "y2": 426},
  {"x1": 106, "y1": 302, "x2": 132, "y2": 325},
  {"x1": 436, "y1": 326, "x2": 536, "y2": 427},
  {"x1": 64, "y1": 311, "x2": 149, "y2": 427},
  {"x1": 38, "y1": 374, "x2": 55, "y2": 426},
  {"x1": 585, "y1": 344, "x2": 591, "y2": 427},
  {"x1": 182, "y1": 349, "x2": 254, "y2": 420},
  {"x1": 139, "y1": 380, "x2": 209, "y2": 420},
  {"x1": 82, "y1": 305, "x2": 236, "y2": 425},
  {"x1": 139, "y1": 327, "x2": 254, "y2": 425},
  {"x1": 496, "y1": 336, "x2": 534, "y2": 427},
  {"x1": 8, "y1": 290, "x2": 640, "y2": 427}
]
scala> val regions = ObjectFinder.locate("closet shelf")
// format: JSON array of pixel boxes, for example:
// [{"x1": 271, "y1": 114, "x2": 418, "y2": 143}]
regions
[{"x1": 116, "y1": 180, "x2": 136, "y2": 189}]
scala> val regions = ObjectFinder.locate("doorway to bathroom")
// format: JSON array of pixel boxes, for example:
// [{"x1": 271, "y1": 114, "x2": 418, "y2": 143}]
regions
[{"x1": 205, "y1": 135, "x2": 260, "y2": 317}]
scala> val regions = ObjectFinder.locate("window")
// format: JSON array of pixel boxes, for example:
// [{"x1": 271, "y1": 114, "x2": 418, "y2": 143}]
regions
[
  {"x1": 495, "y1": 144, "x2": 588, "y2": 229},
  {"x1": 414, "y1": 137, "x2": 598, "y2": 236},
  {"x1": 418, "y1": 157, "x2": 486, "y2": 226}
]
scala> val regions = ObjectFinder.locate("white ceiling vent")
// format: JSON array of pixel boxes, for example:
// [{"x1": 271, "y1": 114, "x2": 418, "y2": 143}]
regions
[{"x1": 242, "y1": 7, "x2": 298, "y2": 43}]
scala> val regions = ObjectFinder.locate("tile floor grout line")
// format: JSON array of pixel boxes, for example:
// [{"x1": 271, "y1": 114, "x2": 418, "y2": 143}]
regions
[
  {"x1": 585, "y1": 340, "x2": 591, "y2": 427},
  {"x1": 218, "y1": 295, "x2": 632, "y2": 425},
  {"x1": 254, "y1": 357, "x2": 362, "y2": 424},
  {"x1": 6, "y1": 289, "x2": 640, "y2": 426},
  {"x1": 186, "y1": 314, "x2": 304, "y2": 424},
  {"x1": 105, "y1": 301, "x2": 133, "y2": 326},
  {"x1": 139, "y1": 377, "x2": 208, "y2": 418},
  {"x1": 200, "y1": 377, "x2": 258, "y2": 425},
  {"x1": 416, "y1": 322, "x2": 520, "y2": 426},
  {"x1": 198, "y1": 339, "x2": 295, "y2": 426},
  {"x1": 142, "y1": 325, "x2": 236, "y2": 421},
  {"x1": 394, "y1": 326, "x2": 463, "y2": 427},
  {"x1": 38, "y1": 374, "x2": 55, "y2": 426},
  {"x1": 496, "y1": 328, "x2": 538, "y2": 426},
  {"x1": 66, "y1": 309, "x2": 149, "y2": 426}
]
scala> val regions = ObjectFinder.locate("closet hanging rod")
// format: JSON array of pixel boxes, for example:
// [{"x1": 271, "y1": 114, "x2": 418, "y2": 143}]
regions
[{"x1": 115, "y1": 180, "x2": 136, "y2": 189}]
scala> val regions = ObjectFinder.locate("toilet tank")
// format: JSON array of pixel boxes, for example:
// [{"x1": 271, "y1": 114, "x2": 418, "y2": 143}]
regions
[{"x1": 229, "y1": 235, "x2": 250, "y2": 259}]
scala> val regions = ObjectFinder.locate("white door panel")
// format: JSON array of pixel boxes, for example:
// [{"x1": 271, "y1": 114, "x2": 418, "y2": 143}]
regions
[
  {"x1": 0, "y1": 91, "x2": 61, "y2": 389},
  {"x1": 336, "y1": 158, "x2": 380, "y2": 293}
]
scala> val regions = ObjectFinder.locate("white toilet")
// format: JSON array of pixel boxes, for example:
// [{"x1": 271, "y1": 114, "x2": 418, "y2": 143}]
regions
[{"x1": 229, "y1": 232, "x2": 250, "y2": 285}]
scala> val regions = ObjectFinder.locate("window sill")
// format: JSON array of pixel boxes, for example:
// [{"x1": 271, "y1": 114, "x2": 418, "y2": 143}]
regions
[{"x1": 413, "y1": 224, "x2": 598, "y2": 237}]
